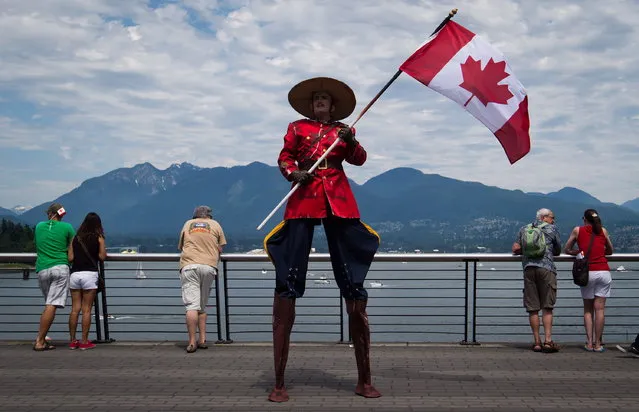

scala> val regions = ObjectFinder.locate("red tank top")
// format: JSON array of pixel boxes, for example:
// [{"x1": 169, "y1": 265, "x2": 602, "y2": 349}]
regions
[{"x1": 577, "y1": 225, "x2": 609, "y2": 271}]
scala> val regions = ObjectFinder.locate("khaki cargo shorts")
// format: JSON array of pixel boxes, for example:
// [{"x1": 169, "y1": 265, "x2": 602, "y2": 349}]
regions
[
  {"x1": 523, "y1": 266, "x2": 557, "y2": 312},
  {"x1": 179, "y1": 264, "x2": 217, "y2": 312}
]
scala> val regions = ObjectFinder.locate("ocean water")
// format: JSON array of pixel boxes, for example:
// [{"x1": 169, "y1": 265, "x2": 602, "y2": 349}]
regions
[{"x1": 1, "y1": 259, "x2": 637, "y2": 344}]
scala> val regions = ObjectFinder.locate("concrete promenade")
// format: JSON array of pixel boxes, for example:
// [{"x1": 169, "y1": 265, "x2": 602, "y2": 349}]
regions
[{"x1": 0, "y1": 341, "x2": 638, "y2": 412}]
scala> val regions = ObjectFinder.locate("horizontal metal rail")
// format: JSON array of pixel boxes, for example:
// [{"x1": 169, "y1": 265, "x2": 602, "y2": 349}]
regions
[
  {"x1": 1, "y1": 253, "x2": 637, "y2": 344},
  {"x1": 3, "y1": 252, "x2": 638, "y2": 263}
]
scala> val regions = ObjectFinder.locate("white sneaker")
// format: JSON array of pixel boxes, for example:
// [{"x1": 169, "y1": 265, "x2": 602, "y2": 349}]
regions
[{"x1": 616, "y1": 344, "x2": 639, "y2": 358}]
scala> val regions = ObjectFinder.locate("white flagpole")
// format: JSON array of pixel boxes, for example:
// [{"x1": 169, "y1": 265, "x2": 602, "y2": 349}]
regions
[
  {"x1": 256, "y1": 136, "x2": 342, "y2": 231},
  {"x1": 256, "y1": 9, "x2": 459, "y2": 231}
]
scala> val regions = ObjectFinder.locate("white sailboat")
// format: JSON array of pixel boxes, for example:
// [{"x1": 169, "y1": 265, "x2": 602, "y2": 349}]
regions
[
  {"x1": 114, "y1": 246, "x2": 146, "y2": 279},
  {"x1": 136, "y1": 261, "x2": 147, "y2": 279}
]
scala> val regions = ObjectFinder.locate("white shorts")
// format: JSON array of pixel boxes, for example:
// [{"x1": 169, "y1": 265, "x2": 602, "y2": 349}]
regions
[
  {"x1": 70, "y1": 271, "x2": 99, "y2": 290},
  {"x1": 179, "y1": 264, "x2": 217, "y2": 312},
  {"x1": 580, "y1": 270, "x2": 612, "y2": 299},
  {"x1": 37, "y1": 264, "x2": 70, "y2": 308}
]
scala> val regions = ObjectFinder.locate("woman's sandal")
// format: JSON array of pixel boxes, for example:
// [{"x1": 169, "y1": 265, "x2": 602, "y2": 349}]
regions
[
  {"x1": 33, "y1": 341, "x2": 56, "y2": 351},
  {"x1": 542, "y1": 341, "x2": 560, "y2": 353},
  {"x1": 531, "y1": 343, "x2": 542, "y2": 352},
  {"x1": 197, "y1": 342, "x2": 208, "y2": 350},
  {"x1": 186, "y1": 344, "x2": 197, "y2": 353}
]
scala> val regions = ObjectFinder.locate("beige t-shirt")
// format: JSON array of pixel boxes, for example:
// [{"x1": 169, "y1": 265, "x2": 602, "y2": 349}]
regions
[{"x1": 178, "y1": 218, "x2": 227, "y2": 269}]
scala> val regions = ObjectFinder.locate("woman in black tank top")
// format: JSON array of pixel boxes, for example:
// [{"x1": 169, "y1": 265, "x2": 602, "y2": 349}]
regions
[{"x1": 67, "y1": 212, "x2": 107, "y2": 350}]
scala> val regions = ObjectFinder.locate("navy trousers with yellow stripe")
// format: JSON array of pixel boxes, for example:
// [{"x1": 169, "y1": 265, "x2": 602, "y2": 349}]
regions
[{"x1": 264, "y1": 216, "x2": 380, "y2": 300}]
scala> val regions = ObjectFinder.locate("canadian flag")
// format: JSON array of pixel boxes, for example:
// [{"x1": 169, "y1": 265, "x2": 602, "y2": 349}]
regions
[{"x1": 400, "y1": 21, "x2": 530, "y2": 164}]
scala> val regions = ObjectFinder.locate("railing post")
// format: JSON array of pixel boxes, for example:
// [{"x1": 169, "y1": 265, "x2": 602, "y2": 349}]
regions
[
  {"x1": 22, "y1": 268, "x2": 30, "y2": 280},
  {"x1": 461, "y1": 260, "x2": 480, "y2": 346},
  {"x1": 223, "y1": 260, "x2": 233, "y2": 343},
  {"x1": 460, "y1": 260, "x2": 469, "y2": 344},
  {"x1": 214, "y1": 262, "x2": 224, "y2": 344},
  {"x1": 96, "y1": 260, "x2": 114, "y2": 343},
  {"x1": 472, "y1": 261, "x2": 479, "y2": 345},
  {"x1": 93, "y1": 292, "x2": 103, "y2": 342}
]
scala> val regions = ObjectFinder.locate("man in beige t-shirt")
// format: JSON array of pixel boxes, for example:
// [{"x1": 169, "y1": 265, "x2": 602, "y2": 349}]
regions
[{"x1": 178, "y1": 205, "x2": 227, "y2": 353}]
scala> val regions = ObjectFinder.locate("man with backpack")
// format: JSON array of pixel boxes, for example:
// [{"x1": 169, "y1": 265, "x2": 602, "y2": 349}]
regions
[{"x1": 512, "y1": 208, "x2": 562, "y2": 353}]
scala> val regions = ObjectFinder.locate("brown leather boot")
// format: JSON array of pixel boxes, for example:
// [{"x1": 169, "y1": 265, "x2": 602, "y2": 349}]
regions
[
  {"x1": 346, "y1": 299, "x2": 382, "y2": 398},
  {"x1": 268, "y1": 293, "x2": 296, "y2": 402}
]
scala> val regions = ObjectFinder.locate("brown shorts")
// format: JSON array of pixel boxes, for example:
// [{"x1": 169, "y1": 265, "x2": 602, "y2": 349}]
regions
[{"x1": 523, "y1": 266, "x2": 557, "y2": 312}]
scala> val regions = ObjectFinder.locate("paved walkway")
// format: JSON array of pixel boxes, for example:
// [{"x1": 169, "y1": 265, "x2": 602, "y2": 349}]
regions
[{"x1": 1, "y1": 341, "x2": 638, "y2": 411}]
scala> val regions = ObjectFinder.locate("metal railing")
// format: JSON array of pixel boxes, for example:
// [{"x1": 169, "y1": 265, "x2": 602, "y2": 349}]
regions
[{"x1": 0, "y1": 253, "x2": 637, "y2": 344}]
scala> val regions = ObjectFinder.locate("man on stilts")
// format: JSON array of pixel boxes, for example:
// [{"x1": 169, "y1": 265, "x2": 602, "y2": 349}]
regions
[{"x1": 264, "y1": 77, "x2": 382, "y2": 402}]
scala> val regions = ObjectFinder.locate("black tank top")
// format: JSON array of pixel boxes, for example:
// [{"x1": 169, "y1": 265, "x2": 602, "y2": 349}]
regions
[{"x1": 71, "y1": 235, "x2": 100, "y2": 273}]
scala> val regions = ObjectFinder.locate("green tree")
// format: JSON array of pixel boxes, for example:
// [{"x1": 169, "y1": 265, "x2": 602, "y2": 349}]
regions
[{"x1": 0, "y1": 219, "x2": 35, "y2": 252}]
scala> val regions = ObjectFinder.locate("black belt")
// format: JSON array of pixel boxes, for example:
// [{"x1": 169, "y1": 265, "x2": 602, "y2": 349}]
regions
[{"x1": 298, "y1": 159, "x2": 343, "y2": 171}]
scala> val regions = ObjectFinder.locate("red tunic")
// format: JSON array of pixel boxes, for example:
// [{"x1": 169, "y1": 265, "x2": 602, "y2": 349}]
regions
[
  {"x1": 278, "y1": 119, "x2": 367, "y2": 219},
  {"x1": 577, "y1": 225, "x2": 610, "y2": 271}
]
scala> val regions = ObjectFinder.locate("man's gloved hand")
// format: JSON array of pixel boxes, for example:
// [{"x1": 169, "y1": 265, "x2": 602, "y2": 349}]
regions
[
  {"x1": 290, "y1": 170, "x2": 313, "y2": 185},
  {"x1": 338, "y1": 127, "x2": 357, "y2": 146}
]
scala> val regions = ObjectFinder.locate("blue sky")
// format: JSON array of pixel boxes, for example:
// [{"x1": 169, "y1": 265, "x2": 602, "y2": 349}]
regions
[{"x1": 1, "y1": 0, "x2": 638, "y2": 209}]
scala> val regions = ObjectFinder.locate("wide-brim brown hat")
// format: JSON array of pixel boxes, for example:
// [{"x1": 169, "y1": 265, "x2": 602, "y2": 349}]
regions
[{"x1": 288, "y1": 77, "x2": 356, "y2": 121}]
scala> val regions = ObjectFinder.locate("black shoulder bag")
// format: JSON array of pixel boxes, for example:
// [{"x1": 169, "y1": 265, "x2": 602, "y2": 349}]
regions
[
  {"x1": 572, "y1": 231, "x2": 595, "y2": 287},
  {"x1": 76, "y1": 235, "x2": 105, "y2": 293}
]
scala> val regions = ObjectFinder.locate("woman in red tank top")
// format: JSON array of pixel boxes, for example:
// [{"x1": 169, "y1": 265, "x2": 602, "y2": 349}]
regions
[{"x1": 564, "y1": 209, "x2": 614, "y2": 352}]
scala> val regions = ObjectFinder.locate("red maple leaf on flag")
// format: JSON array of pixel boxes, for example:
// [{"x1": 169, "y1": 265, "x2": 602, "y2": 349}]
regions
[{"x1": 459, "y1": 57, "x2": 513, "y2": 107}]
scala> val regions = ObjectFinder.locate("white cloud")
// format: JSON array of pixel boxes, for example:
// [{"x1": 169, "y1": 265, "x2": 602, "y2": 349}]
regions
[
  {"x1": 0, "y1": 178, "x2": 79, "y2": 209},
  {"x1": 0, "y1": 0, "x2": 638, "y2": 208}
]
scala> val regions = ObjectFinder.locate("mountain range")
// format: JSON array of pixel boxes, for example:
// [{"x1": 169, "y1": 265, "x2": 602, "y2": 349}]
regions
[{"x1": 3, "y1": 162, "x2": 639, "y2": 252}]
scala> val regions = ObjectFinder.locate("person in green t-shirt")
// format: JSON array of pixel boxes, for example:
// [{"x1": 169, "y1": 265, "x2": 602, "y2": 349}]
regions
[{"x1": 33, "y1": 203, "x2": 75, "y2": 351}]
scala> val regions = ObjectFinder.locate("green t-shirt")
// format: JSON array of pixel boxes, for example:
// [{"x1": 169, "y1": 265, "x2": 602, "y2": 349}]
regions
[{"x1": 35, "y1": 220, "x2": 76, "y2": 272}]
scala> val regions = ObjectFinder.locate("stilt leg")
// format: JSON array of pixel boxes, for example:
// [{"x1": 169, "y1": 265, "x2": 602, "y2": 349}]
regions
[
  {"x1": 268, "y1": 293, "x2": 296, "y2": 402},
  {"x1": 346, "y1": 299, "x2": 381, "y2": 398}
]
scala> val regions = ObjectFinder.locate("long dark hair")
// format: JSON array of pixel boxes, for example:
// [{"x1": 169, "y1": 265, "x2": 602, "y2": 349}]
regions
[
  {"x1": 77, "y1": 212, "x2": 105, "y2": 242},
  {"x1": 583, "y1": 209, "x2": 603, "y2": 235}
]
